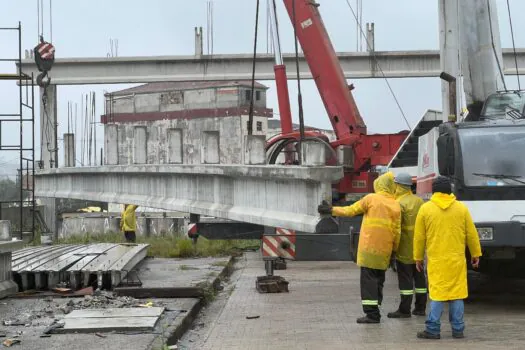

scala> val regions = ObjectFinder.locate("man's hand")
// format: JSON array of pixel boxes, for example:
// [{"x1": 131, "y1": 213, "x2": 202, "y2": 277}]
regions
[
  {"x1": 471, "y1": 256, "x2": 480, "y2": 269},
  {"x1": 416, "y1": 260, "x2": 424, "y2": 272},
  {"x1": 317, "y1": 200, "x2": 332, "y2": 215}
]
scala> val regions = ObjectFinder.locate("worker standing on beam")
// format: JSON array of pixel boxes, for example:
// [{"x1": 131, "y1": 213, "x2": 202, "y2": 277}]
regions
[
  {"x1": 121, "y1": 204, "x2": 139, "y2": 243},
  {"x1": 318, "y1": 172, "x2": 401, "y2": 324},
  {"x1": 387, "y1": 173, "x2": 427, "y2": 319},
  {"x1": 414, "y1": 176, "x2": 482, "y2": 339}
]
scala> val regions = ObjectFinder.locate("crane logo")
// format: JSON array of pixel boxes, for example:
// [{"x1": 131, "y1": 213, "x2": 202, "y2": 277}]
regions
[{"x1": 422, "y1": 152, "x2": 430, "y2": 169}]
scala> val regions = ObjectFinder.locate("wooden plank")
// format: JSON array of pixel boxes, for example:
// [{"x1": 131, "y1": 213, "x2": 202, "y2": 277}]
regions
[
  {"x1": 65, "y1": 307, "x2": 164, "y2": 319},
  {"x1": 114, "y1": 287, "x2": 204, "y2": 298},
  {"x1": 58, "y1": 316, "x2": 159, "y2": 333}
]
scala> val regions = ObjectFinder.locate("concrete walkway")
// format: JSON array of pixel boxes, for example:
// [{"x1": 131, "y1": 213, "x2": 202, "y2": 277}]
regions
[{"x1": 192, "y1": 252, "x2": 525, "y2": 350}]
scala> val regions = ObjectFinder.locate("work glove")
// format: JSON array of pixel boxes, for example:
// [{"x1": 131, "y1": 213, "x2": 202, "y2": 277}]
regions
[
  {"x1": 317, "y1": 200, "x2": 332, "y2": 215},
  {"x1": 389, "y1": 253, "x2": 397, "y2": 272}
]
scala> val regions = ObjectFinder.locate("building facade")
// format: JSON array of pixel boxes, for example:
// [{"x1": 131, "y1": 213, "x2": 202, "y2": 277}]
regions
[{"x1": 102, "y1": 81, "x2": 272, "y2": 166}]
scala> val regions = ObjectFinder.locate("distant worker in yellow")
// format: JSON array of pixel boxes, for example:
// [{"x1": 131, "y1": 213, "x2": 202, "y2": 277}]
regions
[
  {"x1": 387, "y1": 173, "x2": 427, "y2": 319},
  {"x1": 120, "y1": 204, "x2": 139, "y2": 243},
  {"x1": 414, "y1": 176, "x2": 482, "y2": 339},
  {"x1": 318, "y1": 172, "x2": 401, "y2": 324}
]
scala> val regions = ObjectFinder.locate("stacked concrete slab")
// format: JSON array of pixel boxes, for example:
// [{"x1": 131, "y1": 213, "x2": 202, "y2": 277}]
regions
[{"x1": 0, "y1": 220, "x2": 24, "y2": 298}]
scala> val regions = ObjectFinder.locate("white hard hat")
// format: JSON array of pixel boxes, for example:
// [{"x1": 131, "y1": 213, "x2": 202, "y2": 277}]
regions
[{"x1": 394, "y1": 173, "x2": 413, "y2": 186}]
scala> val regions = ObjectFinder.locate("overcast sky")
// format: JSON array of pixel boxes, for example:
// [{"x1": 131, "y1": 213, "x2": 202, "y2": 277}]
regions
[{"x1": 1, "y1": 0, "x2": 525, "y2": 168}]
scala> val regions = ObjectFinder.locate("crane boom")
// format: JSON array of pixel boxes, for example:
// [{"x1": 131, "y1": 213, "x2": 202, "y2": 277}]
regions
[{"x1": 282, "y1": 0, "x2": 366, "y2": 141}]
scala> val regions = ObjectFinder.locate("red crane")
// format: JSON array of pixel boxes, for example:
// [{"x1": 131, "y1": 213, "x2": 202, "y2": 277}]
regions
[{"x1": 265, "y1": 0, "x2": 408, "y2": 195}]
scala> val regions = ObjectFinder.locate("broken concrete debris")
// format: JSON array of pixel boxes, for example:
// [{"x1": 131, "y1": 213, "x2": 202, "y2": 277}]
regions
[{"x1": 2, "y1": 338, "x2": 20, "y2": 347}]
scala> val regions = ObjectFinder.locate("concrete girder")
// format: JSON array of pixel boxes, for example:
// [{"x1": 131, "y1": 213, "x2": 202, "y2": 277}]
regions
[
  {"x1": 16, "y1": 49, "x2": 525, "y2": 85},
  {"x1": 34, "y1": 164, "x2": 344, "y2": 233}
]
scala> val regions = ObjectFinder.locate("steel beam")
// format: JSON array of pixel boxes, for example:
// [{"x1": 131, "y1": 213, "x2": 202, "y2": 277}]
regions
[
  {"x1": 34, "y1": 164, "x2": 343, "y2": 233},
  {"x1": 15, "y1": 49, "x2": 525, "y2": 85}
]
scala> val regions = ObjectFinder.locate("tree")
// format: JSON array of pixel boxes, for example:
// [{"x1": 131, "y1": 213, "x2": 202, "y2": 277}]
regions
[{"x1": 0, "y1": 178, "x2": 20, "y2": 202}]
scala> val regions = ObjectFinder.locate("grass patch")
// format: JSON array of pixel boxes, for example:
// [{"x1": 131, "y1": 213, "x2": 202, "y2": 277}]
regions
[
  {"x1": 56, "y1": 232, "x2": 259, "y2": 259},
  {"x1": 211, "y1": 261, "x2": 229, "y2": 267},
  {"x1": 179, "y1": 264, "x2": 199, "y2": 271}
]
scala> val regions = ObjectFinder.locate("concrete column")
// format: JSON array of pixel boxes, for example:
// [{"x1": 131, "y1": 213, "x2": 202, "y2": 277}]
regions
[
  {"x1": 0, "y1": 221, "x2": 10, "y2": 241},
  {"x1": 366, "y1": 23, "x2": 375, "y2": 52},
  {"x1": 458, "y1": 0, "x2": 504, "y2": 118},
  {"x1": 195, "y1": 27, "x2": 203, "y2": 57},
  {"x1": 244, "y1": 135, "x2": 266, "y2": 165},
  {"x1": 301, "y1": 141, "x2": 326, "y2": 166},
  {"x1": 63, "y1": 133, "x2": 75, "y2": 167},
  {"x1": 0, "y1": 220, "x2": 21, "y2": 298},
  {"x1": 105, "y1": 124, "x2": 119, "y2": 165},
  {"x1": 40, "y1": 85, "x2": 58, "y2": 168},
  {"x1": 438, "y1": 0, "x2": 460, "y2": 123}
]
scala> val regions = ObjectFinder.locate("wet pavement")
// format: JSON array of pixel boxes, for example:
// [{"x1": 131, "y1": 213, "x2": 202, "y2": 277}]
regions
[{"x1": 182, "y1": 252, "x2": 525, "y2": 350}]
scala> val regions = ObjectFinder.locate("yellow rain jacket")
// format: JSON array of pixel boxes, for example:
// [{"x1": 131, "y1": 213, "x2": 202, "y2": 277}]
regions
[
  {"x1": 413, "y1": 193, "x2": 482, "y2": 301},
  {"x1": 395, "y1": 185, "x2": 424, "y2": 264},
  {"x1": 332, "y1": 172, "x2": 401, "y2": 270},
  {"x1": 120, "y1": 205, "x2": 138, "y2": 232}
]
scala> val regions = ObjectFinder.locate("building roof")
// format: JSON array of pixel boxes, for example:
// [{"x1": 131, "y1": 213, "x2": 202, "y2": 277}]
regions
[{"x1": 107, "y1": 81, "x2": 269, "y2": 97}]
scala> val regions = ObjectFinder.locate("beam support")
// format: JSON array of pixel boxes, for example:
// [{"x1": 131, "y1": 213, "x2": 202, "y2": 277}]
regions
[{"x1": 16, "y1": 49, "x2": 525, "y2": 85}]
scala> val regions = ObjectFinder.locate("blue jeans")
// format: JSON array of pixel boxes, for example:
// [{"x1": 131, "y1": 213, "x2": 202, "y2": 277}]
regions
[{"x1": 425, "y1": 300, "x2": 464, "y2": 335}]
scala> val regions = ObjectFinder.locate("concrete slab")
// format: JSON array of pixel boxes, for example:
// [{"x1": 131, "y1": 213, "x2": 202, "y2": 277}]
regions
[
  {"x1": 12, "y1": 244, "x2": 150, "y2": 291},
  {"x1": 58, "y1": 307, "x2": 165, "y2": 333},
  {"x1": 0, "y1": 240, "x2": 24, "y2": 254},
  {"x1": 0, "y1": 296, "x2": 200, "y2": 350},
  {"x1": 59, "y1": 316, "x2": 160, "y2": 333},
  {"x1": 135, "y1": 257, "x2": 231, "y2": 288},
  {"x1": 65, "y1": 307, "x2": 165, "y2": 318},
  {"x1": 0, "y1": 280, "x2": 17, "y2": 299}
]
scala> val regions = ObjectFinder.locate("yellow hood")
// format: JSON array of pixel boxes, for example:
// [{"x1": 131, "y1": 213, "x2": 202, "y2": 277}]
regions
[
  {"x1": 373, "y1": 172, "x2": 396, "y2": 197},
  {"x1": 394, "y1": 184, "x2": 411, "y2": 200},
  {"x1": 430, "y1": 192, "x2": 456, "y2": 209}
]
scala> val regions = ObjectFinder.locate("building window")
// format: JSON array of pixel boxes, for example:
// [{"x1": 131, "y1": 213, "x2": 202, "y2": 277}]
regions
[
  {"x1": 256, "y1": 121, "x2": 263, "y2": 131},
  {"x1": 245, "y1": 90, "x2": 252, "y2": 101},
  {"x1": 256, "y1": 91, "x2": 261, "y2": 101}
]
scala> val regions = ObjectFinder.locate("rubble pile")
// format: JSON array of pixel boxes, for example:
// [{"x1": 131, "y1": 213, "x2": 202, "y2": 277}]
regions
[{"x1": 3, "y1": 291, "x2": 164, "y2": 328}]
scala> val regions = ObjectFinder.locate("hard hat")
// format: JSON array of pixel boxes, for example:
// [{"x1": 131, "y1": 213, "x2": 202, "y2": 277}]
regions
[{"x1": 394, "y1": 173, "x2": 413, "y2": 186}]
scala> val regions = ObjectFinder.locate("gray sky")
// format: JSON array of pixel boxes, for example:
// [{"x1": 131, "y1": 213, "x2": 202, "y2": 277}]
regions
[{"x1": 1, "y1": 0, "x2": 525, "y2": 169}]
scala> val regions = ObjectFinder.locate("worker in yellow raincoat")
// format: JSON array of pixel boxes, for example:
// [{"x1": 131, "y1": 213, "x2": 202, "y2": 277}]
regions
[
  {"x1": 120, "y1": 204, "x2": 139, "y2": 243},
  {"x1": 414, "y1": 176, "x2": 481, "y2": 340},
  {"x1": 318, "y1": 172, "x2": 401, "y2": 324},
  {"x1": 387, "y1": 173, "x2": 427, "y2": 319}
]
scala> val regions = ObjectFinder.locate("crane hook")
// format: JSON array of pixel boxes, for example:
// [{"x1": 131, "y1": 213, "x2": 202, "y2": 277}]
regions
[{"x1": 34, "y1": 36, "x2": 55, "y2": 88}]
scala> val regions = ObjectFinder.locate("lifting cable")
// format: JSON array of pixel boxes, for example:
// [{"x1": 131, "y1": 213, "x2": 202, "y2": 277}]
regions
[
  {"x1": 506, "y1": 0, "x2": 521, "y2": 90},
  {"x1": 342, "y1": 0, "x2": 411, "y2": 131},
  {"x1": 248, "y1": 0, "x2": 261, "y2": 136},
  {"x1": 292, "y1": 0, "x2": 306, "y2": 164}
]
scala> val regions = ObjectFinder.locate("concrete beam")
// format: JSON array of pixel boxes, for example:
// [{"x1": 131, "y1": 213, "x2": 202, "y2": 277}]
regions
[
  {"x1": 34, "y1": 164, "x2": 344, "y2": 233},
  {"x1": 16, "y1": 49, "x2": 525, "y2": 85}
]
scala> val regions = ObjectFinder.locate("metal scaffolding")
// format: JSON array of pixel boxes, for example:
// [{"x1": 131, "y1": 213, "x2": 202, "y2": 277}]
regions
[{"x1": 0, "y1": 23, "x2": 36, "y2": 240}]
